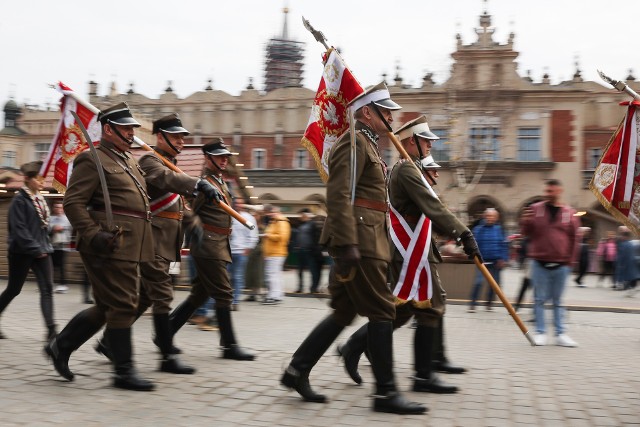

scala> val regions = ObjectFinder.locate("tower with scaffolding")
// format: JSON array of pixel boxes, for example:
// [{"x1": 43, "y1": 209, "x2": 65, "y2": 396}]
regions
[{"x1": 264, "y1": 7, "x2": 305, "y2": 92}]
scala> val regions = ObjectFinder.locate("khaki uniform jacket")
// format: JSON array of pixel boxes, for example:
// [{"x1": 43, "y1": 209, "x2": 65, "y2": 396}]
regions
[
  {"x1": 320, "y1": 122, "x2": 390, "y2": 262},
  {"x1": 63, "y1": 140, "x2": 154, "y2": 263},
  {"x1": 388, "y1": 158, "x2": 469, "y2": 264},
  {"x1": 138, "y1": 149, "x2": 199, "y2": 261},
  {"x1": 189, "y1": 168, "x2": 232, "y2": 262}
]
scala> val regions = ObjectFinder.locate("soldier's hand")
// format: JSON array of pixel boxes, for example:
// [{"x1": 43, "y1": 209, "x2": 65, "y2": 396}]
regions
[
  {"x1": 91, "y1": 231, "x2": 119, "y2": 252},
  {"x1": 458, "y1": 231, "x2": 483, "y2": 263},
  {"x1": 196, "y1": 179, "x2": 224, "y2": 203},
  {"x1": 334, "y1": 245, "x2": 360, "y2": 279}
]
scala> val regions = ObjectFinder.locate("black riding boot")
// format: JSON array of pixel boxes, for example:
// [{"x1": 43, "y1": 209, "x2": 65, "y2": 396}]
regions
[
  {"x1": 152, "y1": 299, "x2": 198, "y2": 354},
  {"x1": 46, "y1": 324, "x2": 58, "y2": 342},
  {"x1": 414, "y1": 325, "x2": 458, "y2": 393},
  {"x1": 336, "y1": 323, "x2": 368, "y2": 384},
  {"x1": 431, "y1": 317, "x2": 466, "y2": 374},
  {"x1": 368, "y1": 321, "x2": 427, "y2": 415},
  {"x1": 105, "y1": 328, "x2": 155, "y2": 391},
  {"x1": 154, "y1": 313, "x2": 195, "y2": 374},
  {"x1": 281, "y1": 315, "x2": 344, "y2": 403},
  {"x1": 216, "y1": 306, "x2": 255, "y2": 361},
  {"x1": 96, "y1": 311, "x2": 144, "y2": 362},
  {"x1": 44, "y1": 308, "x2": 104, "y2": 381}
]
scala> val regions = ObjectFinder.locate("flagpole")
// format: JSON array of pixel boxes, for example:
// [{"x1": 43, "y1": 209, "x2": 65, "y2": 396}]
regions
[{"x1": 598, "y1": 70, "x2": 640, "y2": 100}]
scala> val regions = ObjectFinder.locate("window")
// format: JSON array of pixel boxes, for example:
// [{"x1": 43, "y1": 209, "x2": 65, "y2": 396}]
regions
[
  {"x1": 252, "y1": 148, "x2": 266, "y2": 169},
  {"x1": 293, "y1": 149, "x2": 308, "y2": 169},
  {"x1": 470, "y1": 127, "x2": 500, "y2": 160},
  {"x1": 431, "y1": 129, "x2": 450, "y2": 161},
  {"x1": 589, "y1": 148, "x2": 602, "y2": 169},
  {"x1": 2, "y1": 151, "x2": 16, "y2": 168},
  {"x1": 35, "y1": 142, "x2": 50, "y2": 161},
  {"x1": 517, "y1": 128, "x2": 541, "y2": 161}
]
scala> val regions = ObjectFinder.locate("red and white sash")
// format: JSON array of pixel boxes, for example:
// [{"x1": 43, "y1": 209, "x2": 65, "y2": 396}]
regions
[
  {"x1": 388, "y1": 172, "x2": 439, "y2": 303},
  {"x1": 150, "y1": 192, "x2": 180, "y2": 215}
]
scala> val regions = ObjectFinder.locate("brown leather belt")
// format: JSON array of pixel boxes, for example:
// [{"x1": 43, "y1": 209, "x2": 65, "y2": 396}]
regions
[
  {"x1": 153, "y1": 210, "x2": 184, "y2": 221},
  {"x1": 353, "y1": 197, "x2": 388, "y2": 213},
  {"x1": 202, "y1": 223, "x2": 232, "y2": 235},
  {"x1": 92, "y1": 206, "x2": 151, "y2": 221}
]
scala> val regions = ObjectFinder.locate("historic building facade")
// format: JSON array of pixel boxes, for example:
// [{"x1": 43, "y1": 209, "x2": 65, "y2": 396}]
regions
[{"x1": 1, "y1": 9, "x2": 638, "y2": 248}]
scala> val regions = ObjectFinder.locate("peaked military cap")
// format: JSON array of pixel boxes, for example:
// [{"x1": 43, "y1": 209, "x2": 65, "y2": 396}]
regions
[
  {"x1": 152, "y1": 113, "x2": 190, "y2": 135},
  {"x1": 202, "y1": 138, "x2": 233, "y2": 156},
  {"x1": 20, "y1": 161, "x2": 43, "y2": 178},
  {"x1": 420, "y1": 154, "x2": 442, "y2": 170},
  {"x1": 97, "y1": 102, "x2": 141, "y2": 127},
  {"x1": 394, "y1": 115, "x2": 439, "y2": 141},
  {"x1": 349, "y1": 81, "x2": 402, "y2": 112}
]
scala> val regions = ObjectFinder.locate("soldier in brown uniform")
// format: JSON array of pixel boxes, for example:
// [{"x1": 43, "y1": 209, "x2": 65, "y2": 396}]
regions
[
  {"x1": 337, "y1": 116, "x2": 481, "y2": 394},
  {"x1": 45, "y1": 102, "x2": 157, "y2": 391},
  {"x1": 166, "y1": 139, "x2": 255, "y2": 361},
  {"x1": 280, "y1": 83, "x2": 425, "y2": 415},
  {"x1": 93, "y1": 114, "x2": 222, "y2": 373}
]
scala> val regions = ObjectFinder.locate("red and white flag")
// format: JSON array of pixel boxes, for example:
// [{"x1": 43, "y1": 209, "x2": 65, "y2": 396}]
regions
[
  {"x1": 590, "y1": 100, "x2": 640, "y2": 235},
  {"x1": 301, "y1": 49, "x2": 363, "y2": 182},
  {"x1": 40, "y1": 82, "x2": 101, "y2": 193},
  {"x1": 389, "y1": 203, "x2": 433, "y2": 304}
]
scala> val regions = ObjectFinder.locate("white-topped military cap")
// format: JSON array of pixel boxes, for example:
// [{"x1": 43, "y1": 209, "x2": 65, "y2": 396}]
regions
[
  {"x1": 394, "y1": 115, "x2": 439, "y2": 141},
  {"x1": 349, "y1": 81, "x2": 402, "y2": 112}
]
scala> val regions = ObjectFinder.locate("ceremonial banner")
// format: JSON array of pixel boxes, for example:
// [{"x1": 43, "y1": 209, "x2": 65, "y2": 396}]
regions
[
  {"x1": 301, "y1": 49, "x2": 363, "y2": 182},
  {"x1": 589, "y1": 101, "x2": 640, "y2": 235},
  {"x1": 40, "y1": 82, "x2": 101, "y2": 193}
]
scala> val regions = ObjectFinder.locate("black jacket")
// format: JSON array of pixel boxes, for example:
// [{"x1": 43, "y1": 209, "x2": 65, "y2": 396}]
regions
[{"x1": 7, "y1": 189, "x2": 53, "y2": 256}]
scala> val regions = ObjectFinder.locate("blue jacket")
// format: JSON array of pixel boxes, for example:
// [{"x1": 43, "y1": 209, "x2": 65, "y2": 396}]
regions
[
  {"x1": 472, "y1": 221, "x2": 509, "y2": 262},
  {"x1": 616, "y1": 240, "x2": 639, "y2": 282}
]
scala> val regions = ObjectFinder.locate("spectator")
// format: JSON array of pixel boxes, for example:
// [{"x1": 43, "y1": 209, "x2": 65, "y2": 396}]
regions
[
  {"x1": 262, "y1": 204, "x2": 291, "y2": 305},
  {"x1": 521, "y1": 179, "x2": 579, "y2": 347},
  {"x1": 596, "y1": 231, "x2": 617, "y2": 287},
  {"x1": 615, "y1": 227, "x2": 638, "y2": 291},
  {"x1": 229, "y1": 198, "x2": 259, "y2": 309},
  {"x1": 48, "y1": 202, "x2": 72, "y2": 294},
  {"x1": 244, "y1": 208, "x2": 267, "y2": 301},
  {"x1": 0, "y1": 161, "x2": 56, "y2": 340},
  {"x1": 574, "y1": 227, "x2": 591, "y2": 287},
  {"x1": 468, "y1": 208, "x2": 509, "y2": 312},
  {"x1": 294, "y1": 208, "x2": 323, "y2": 294}
]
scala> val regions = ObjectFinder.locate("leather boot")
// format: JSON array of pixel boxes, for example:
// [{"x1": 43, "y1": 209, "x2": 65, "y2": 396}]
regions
[
  {"x1": 336, "y1": 323, "x2": 368, "y2": 384},
  {"x1": 153, "y1": 313, "x2": 195, "y2": 374},
  {"x1": 413, "y1": 325, "x2": 458, "y2": 394},
  {"x1": 216, "y1": 306, "x2": 255, "y2": 361},
  {"x1": 44, "y1": 308, "x2": 104, "y2": 381},
  {"x1": 46, "y1": 324, "x2": 57, "y2": 342},
  {"x1": 280, "y1": 315, "x2": 344, "y2": 403},
  {"x1": 431, "y1": 318, "x2": 466, "y2": 374},
  {"x1": 368, "y1": 321, "x2": 427, "y2": 415},
  {"x1": 154, "y1": 300, "x2": 198, "y2": 354},
  {"x1": 105, "y1": 328, "x2": 155, "y2": 391}
]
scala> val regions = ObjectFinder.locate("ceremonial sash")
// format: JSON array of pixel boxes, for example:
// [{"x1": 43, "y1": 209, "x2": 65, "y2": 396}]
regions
[
  {"x1": 388, "y1": 168, "x2": 440, "y2": 303},
  {"x1": 150, "y1": 192, "x2": 180, "y2": 215}
]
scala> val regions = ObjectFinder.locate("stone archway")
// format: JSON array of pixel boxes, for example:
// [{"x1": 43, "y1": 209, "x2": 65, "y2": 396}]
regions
[{"x1": 467, "y1": 195, "x2": 505, "y2": 228}]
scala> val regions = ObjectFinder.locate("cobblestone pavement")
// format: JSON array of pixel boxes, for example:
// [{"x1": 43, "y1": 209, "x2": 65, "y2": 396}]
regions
[{"x1": 0, "y1": 267, "x2": 638, "y2": 426}]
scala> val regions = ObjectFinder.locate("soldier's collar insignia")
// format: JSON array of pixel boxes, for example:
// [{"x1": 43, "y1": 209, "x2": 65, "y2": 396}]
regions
[{"x1": 360, "y1": 127, "x2": 379, "y2": 144}]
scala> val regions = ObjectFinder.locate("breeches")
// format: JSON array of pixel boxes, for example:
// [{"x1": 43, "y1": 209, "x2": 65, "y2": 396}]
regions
[
  {"x1": 328, "y1": 257, "x2": 395, "y2": 326},
  {"x1": 189, "y1": 256, "x2": 233, "y2": 309},
  {"x1": 81, "y1": 253, "x2": 139, "y2": 329},
  {"x1": 139, "y1": 255, "x2": 174, "y2": 314}
]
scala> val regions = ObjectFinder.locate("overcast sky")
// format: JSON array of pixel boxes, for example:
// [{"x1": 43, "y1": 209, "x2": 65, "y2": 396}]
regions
[{"x1": 2, "y1": 0, "x2": 639, "y2": 108}]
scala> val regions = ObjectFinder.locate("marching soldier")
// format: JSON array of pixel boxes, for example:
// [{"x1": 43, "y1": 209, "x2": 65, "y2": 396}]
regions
[
  {"x1": 280, "y1": 83, "x2": 425, "y2": 415},
  {"x1": 45, "y1": 102, "x2": 156, "y2": 391},
  {"x1": 93, "y1": 113, "x2": 222, "y2": 373},
  {"x1": 337, "y1": 116, "x2": 481, "y2": 394},
  {"x1": 166, "y1": 139, "x2": 255, "y2": 361}
]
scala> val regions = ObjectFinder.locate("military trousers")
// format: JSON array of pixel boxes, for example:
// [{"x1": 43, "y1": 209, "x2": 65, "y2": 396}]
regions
[
  {"x1": 81, "y1": 253, "x2": 139, "y2": 329},
  {"x1": 328, "y1": 257, "x2": 396, "y2": 326},
  {"x1": 188, "y1": 256, "x2": 233, "y2": 309},
  {"x1": 138, "y1": 254, "x2": 174, "y2": 315}
]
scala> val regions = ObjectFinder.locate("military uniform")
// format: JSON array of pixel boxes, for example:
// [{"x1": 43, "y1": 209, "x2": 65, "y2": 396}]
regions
[
  {"x1": 337, "y1": 116, "x2": 476, "y2": 394},
  {"x1": 45, "y1": 102, "x2": 156, "y2": 391},
  {"x1": 281, "y1": 83, "x2": 425, "y2": 415},
  {"x1": 167, "y1": 139, "x2": 255, "y2": 361}
]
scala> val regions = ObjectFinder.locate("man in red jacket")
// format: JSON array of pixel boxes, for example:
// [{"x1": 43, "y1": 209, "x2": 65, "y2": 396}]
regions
[{"x1": 521, "y1": 179, "x2": 579, "y2": 347}]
